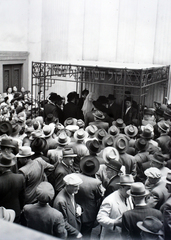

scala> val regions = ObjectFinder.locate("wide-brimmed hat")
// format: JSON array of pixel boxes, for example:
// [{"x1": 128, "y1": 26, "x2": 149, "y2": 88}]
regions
[
  {"x1": 64, "y1": 117, "x2": 77, "y2": 127},
  {"x1": 140, "y1": 128, "x2": 153, "y2": 139},
  {"x1": 0, "y1": 152, "x2": 16, "y2": 167},
  {"x1": 144, "y1": 108, "x2": 154, "y2": 116},
  {"x1": 36, "y1": 182, "x2": 55, "y2": 203},
  {"x1": 56, "y1": 131, "x2": 71, "y2": 146},
  {"x1": 108, "y1": 125, "x2": 120, "y2": 137},
  {"x1": 0, "y1": 138, "x2": 16, "y2": 149},
  {"x1": 105, "y1": 159, "x2": 122, "y2": 172},
  {"x1": 30, "y1": 137, "x2": 47, "y2": 153},
  {"x1": 62, "y1": 148, "x2": 77, "y2": 157},
  {"x1": 80, "y1": 155, "x2": 100, "y2": 176},
  {"x1": 74, "y1": 129, "x2": 88, "y2": 141},
  {"x1": 144, "y1": 167, "x2": 161, "y2": 179},
  {"x1": 93, "y1": 110, "x2": 105, "y2": 120},
  {"x1": 86, "y1": 139, "x2": 101, "y2": 154},
  {"x1": 85, "y1": 125, "x2": 98, "y2": 136},
  {"x1": 77, "y1": 119, "x2": 85, "y2": 129},
  {"x1": 124, "y1": 125, "x2": 138, "y2": 138},
  {"x1": 102, "y1": 135, "x2": 114, "y2": 147},
  {"x1": 49, "y1": 92, "x2": 59, "y2": 103},
  {"x1": 127, "y1": 182, "x2": 149, "y2": 197},
  {"x1": 112, "y1": 119, "x2": 126, "y2": 129},
  {"x1": 95, "y1": 129, "x2": 107, "y2": 142},
  {"x1": 108, "y1": 94, "x2": 116, "y2": 101},
  {"x1": 45, "y1": 113, "x2": 58, "y2": 125},
  {"x1": 16, "y1": 146, "x2": 35, "y2": 158},
  {"x1": 29, "y1": 130, "x2": 45, "y2": 140},
  {"x1": 137, "y1": 216, "x2": 163, "y2": 235},
  {"x1": 150, "y1": 152, "x2": 165, "y2": 165},
  {"x1": 103, "y1": 146, "x2": 119, "y2": 162},
  {"x1": 114, "y1": 135, "x2": 128, "y2": 153},
  {"x1": 135, "y1": 138, "x2": 149, "y2": 151},
  {"x1": 65, "y1": 125, "x2": 79, "y2": 133},
  {"x1": 43, "y1": 124, "x2": 55, "y2": 138},
  {"x1": 165, "y1": 172, "x2": 171, "y2": 184},
  {"x1": 0, "y1": 121, "x2": 12, "y2": 136},
  {"x1": 157, "y1": 121, "x2": 169, "y2": 132},
  {"x1": 63, "y1": 173, "x2": 83, "y2": 185},
  {"x1": 163, "y1": 107, "x2": 171, "y2": 118},
  {"x1": 155, "y1": 108, "x2": 164, "y2": 117},
  {"x1": 0, "y1": 207, "x2": 15, "y2": 222},
  {"x1": 117, "y1": 174, "x2": 134, "y2": 186}
]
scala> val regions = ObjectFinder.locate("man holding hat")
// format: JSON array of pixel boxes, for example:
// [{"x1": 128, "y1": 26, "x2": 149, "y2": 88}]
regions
[
  {"x1": 0, "y1": 152, "x2": 25, "y2": 223},
  {"x1": 97, "y1": 174, "x2": 134, "y2": 240},
  {"x1": 89, "y1": 110, "x2": 109, "y2": 131},
  {"x1": 122, "y1": 182, "x2": 163, "y2": 240},
  {"x1": 53, "y1": 173, "x2": 83, "y2": 239},
  {"x1": 22, "y1": 182, "x2": 67, "y2": 239},
  {"x1": 160, "y1": 172, "x2": 171, "y2": 240}
]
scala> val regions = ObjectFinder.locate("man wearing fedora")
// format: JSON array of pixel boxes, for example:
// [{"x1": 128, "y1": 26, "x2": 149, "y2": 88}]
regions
[
  {"x1": 17, "y1": 146, "x2": 54, "y2": 204},
  {"x1": 123, "y1": 97, "x2": 137, "y2": 126},
  {"x1": 0, "y1": 152, "x2": 25, "y2": 223},
  {"x1": 122, "y1": 182, "x2": 163, "y2": 240},
  {"x1": 89, "y1": 110, "x2": 109, "y2": 131},
  {"x1": 160, "y1": 172, "x2": 171, "y2": 240},
  {"x1": 156, "y1": 120, "x2": 170, "y2": 154},
  {"x1": 97, "y1": 174, "x2": 134, "y2": 240},
  {"x1": 107, "y1": 94, "x2": 120, "y2": 121},
  {"x1": 75, "y1": 155, "x2": 103, "y2": 238},
  {"x1": 53, "y1": 173, "x2": 83, "y2": 239},
  {"x1": 53, "y1": 148, "x2": 77, "y2": 196}
]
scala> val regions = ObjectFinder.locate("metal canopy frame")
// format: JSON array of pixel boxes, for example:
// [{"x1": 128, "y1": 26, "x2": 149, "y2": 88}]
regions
[{"x1": 31, "y1": 61, "x2": 170, "y2": 118}]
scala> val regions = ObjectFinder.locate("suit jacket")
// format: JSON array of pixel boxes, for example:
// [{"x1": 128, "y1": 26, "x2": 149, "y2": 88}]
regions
[
  {"x1": 0, "y1": 171, "x2": 25, "y2": 219},
  {"x1": 23, "y1": 203, "x2": 67, "y2": 239},
  {"x1": 104, "y1": 174, "x2": 120, "y2": 197},
  {"x1": 63, "y1": 102, "x2": 83, "y2": 120},
  {"x1": 44, "y1": 102, "x2": 60, "y2": 119},
  {"x1": 160, "y1": 195, "x2": 171, "y2": 240},
  {"x1": 53, "y1": 188, "x2": 81, "y2": 237},
  {"x1": 97, "y1": 190, "x2": 133, "y2": 240},
  {"x1": 122, "y1": 205, "x2": 163, "y2": 240},
  {"x1": 75, "y1": 173, "x2": 103, "y2": 223},
  {"x1": 123, "y1": 107, "x2": 137, "y2": 125},
  {"x1": 108, "y1": 102, "x2": 121, "y2": 120},
  {"x1": 119, "y1": 153, "x2": 136, "y2": 178},
  {"x1": 156, "y1": 134, "x2": 171, "y2": 154}
]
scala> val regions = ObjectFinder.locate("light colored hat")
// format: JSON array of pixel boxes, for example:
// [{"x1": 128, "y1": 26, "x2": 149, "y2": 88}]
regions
[
  {"x1": 137, "y1": 216, "x2": 163, "y2": 235},
  {"x1": 102, "y1": 134, "x2": 114, "y2": 147},
  {"x1": 157, "y1": 121, "x2": 169, "y2": 132},
  {"x1": 85, "y1": 125, "x2": 98, "y2": 136},
  {"x1": 124, "y1": 125, "x2": 138, "y2": 138},
  {"x1": 103, "y1": 146, "x2": 119, "y2": 162},
  {"x1": 114, "y1": 135, "x2": 128, "y2": 153},
  {"x1": 63, "y1": 173, "x2": 83, "y2": 185},
  {"x1": 144, "y1": 167, "x2": 161, "y2": 179},
  {"x1": 108, "y1": 125, "x2": 120, "y2": 137},
  {"x1": 0, "y1": 207, "x2": 15, "y2": 222},
  {"x1": 77, "y1": 119, "x2": 85, "y2": 128},
  {"x1": 74, "y1": 129, "x2": 88, "y2": 141},
  {"x1": 0, "y1": 152, "x2": 16, "y2": 167},
  {"x1": 65, "y1": 125, "x2": 79, "y2": 132},
  {"x1": 93, "y1": 110, "x2": 105, "y2": 120},
  {"x1": 64, "y1": 117, "x2": 77, "y2": 127},
  {"x1": 36, "y1": 182, "x2": 55, "y2": 203},
  {"x1": 63, "y1": 148, "x2": 77, "y2": 157},
  {"x1": 56, "y1": 131, "x2": 71, "y2": 146},
  {"x1": 165, "y1": 172, "x2": 171, "y2": 184},
  {"x1": 16, "y1": 146, "x2": 35, "y2": 158},
  {"x1": 117, "y1": 174, "x2": 134, "y2": 186},
  {"x1": 112, "y1": 118, "x2": 126, "y2": 129},
  {"x1": 43, "y1": 124, "x2": 55, "y2": 138},
  {"x1": 127, "y1": 182, "x2": 149, "y2": 197}
]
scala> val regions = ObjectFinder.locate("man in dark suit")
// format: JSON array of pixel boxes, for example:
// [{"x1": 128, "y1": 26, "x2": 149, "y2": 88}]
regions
[
  {"x1": 107, "y1": 94, "x2": 121, "y2": 120},
  {"x1": 53, "y1": 173, "x2": 83, "y2": 239},
  {"x1": 122, "y1": 182, "x2": 163, "y2": 240},
  {"x1": 0, "y1": 152, "x2": 25, "y2": 223},
  {"x1": 123, "y1": 97, "x2": 137, "y2": 125}
]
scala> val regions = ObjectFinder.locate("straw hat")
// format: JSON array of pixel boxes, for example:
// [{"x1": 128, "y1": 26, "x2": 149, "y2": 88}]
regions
[
  {"x1": 103, "y1": 146, "x2": 119, "y2": 162},
  {"x1": 16, "y1": 146, "x2": 35, "y2": 158},
  {"x1": 85, "y1": 125, "x2": 98, "y2": 136},
  {"x1": 74, "y1": 129, "x2": 88, "y2": 141},
  {"x1": 124, "y1": 125, "x2": 138, "y2": 138},
  {"x1": 56, "y1": 131, "x2": 71, "y2": 146},
  {"x1": 108, "y1": 125, "x2": 120, "y2": 137},
  {"x1": 93, "y1": 110, "x2": 105, "y2": 120},
  {"x1": 43, "y1": 124, "x2": 55, "y2": 138},
  {"x1": 157, "y1": 121, "x2": 169, "y2": 132},
  {"x1": 64, "y1": 117, "x2": 77, "y2": 127}
]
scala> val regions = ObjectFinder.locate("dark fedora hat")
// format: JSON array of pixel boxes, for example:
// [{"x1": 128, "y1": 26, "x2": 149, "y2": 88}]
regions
[
  {"x1": 114, "y1": 135, "x2": 128, "y2": 153},
  {"x1": 105, "y1": 159, "x2": 122, "y2": 172},
  {"x1": 96, "y1": 96, "x2": 108, "y2": 104},
  {"x1": 127, "y1": 182, "x2": 149, "y2": 197},
  {"x1": 112, "y1": 119, "x2": 126, "y2": 129},
  {"x1": 0, "y1": 152, "x2": 16, "y2": 167},
  {"x1": 150, "y1": 152, "x2": 165, "y2": 165},
  {"x1": 49, "y1": 92, "x2": 58, "y2": 103},
  {"x1": 108, "y1": 94, "x2": 116, "y2": 101},
  {"x1": 93, "y1": 110, "x2": 105, "y2": 120},
  {"x1": 80, "y1": 155, "x2": 100, "y2": 176},
  {"x1": 157, "y1": 121, "x2": 169, "y2": 132},
  {"x1": 86, "y1": 139, "x2": 101, "y2": 154},
  {"x1": 140, "y1": 128, "x2": 153, "y2": 139},
  {"x1": 108, "y1": 125, "x2": 120, "y2": 137},
  {"x1": 135, "y1": 138, "x2": 149, "y2": 151},
  {"x1": 95, "y1": 129, "x2": 107, "y2": 142},
  {"x1": 155, "y1": 108, "x2": 164, "y2": 117},
  {"x1": 163, "y1": 107, "x2": 171, "y2": 118},
  {"x1": 0, "y1": 121, "x2": 12, "y2": 136},
  {"x1": 137, "y1": 216, "x2": 163, "y2": 235},
  {"x1": 144, "y1": 108, "x2": 154, "y2": 116},
  {"x1": 45, "y1": 113, "x2": 58, "y2": 124},
  {"x1": 30, "y1": 137, "x2": 47, "y2": 153},
  {"x1": 124, "y1": 125, "x2": 138, "y2": 138},
  {"x1": 0, "y1": 138, "x2": 16, "y2": 149}
]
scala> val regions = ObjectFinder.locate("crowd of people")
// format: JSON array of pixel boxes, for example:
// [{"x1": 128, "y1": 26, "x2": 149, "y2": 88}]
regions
[{"x1": 0, "y1": 87, "x2": 171, "y2": 240}]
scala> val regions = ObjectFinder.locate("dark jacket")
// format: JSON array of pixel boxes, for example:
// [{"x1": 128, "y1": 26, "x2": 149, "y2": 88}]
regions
[{"x1": 63, "y1": 102, "x2": 83, "y2": 120}]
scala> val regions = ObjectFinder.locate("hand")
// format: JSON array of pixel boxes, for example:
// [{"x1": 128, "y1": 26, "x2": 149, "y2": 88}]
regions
[
  {"x1": 76, "y1": 232, "x2": 82, "y2": 238},
  {"x1": 76, "y1": 204, "x2": 82, "y2": 216}
]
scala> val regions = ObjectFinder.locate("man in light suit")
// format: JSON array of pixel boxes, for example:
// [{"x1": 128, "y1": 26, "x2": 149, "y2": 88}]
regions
[
  {"x1": 97, "y1": 175, "x2": 134, "y2": 240},
  {"x1": 53, "y1": 173, "x2": 83, "y2": 239}
]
